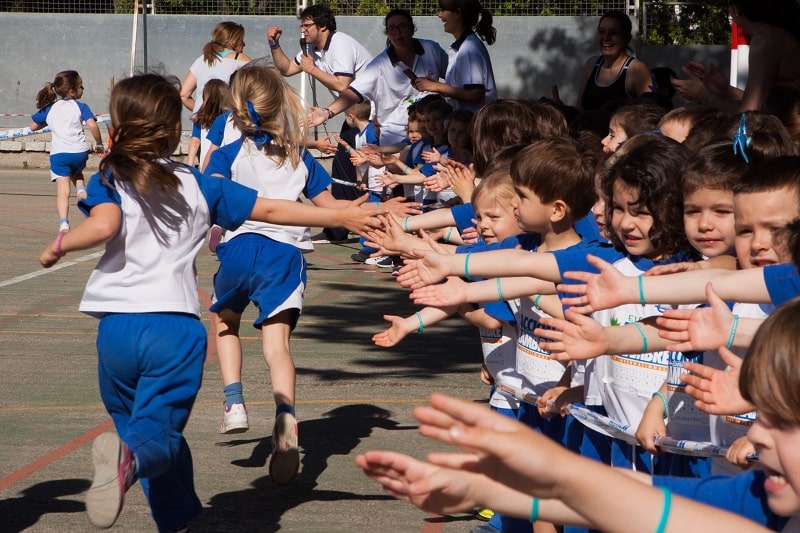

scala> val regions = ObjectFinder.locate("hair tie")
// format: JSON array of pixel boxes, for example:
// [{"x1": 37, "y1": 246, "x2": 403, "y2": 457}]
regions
[
  {"x1": 733, "y1": 113, "x2": 751, "y2": 164},
  {"x1": 246, "y1": 100, "x2": 270, "y2": 148}
]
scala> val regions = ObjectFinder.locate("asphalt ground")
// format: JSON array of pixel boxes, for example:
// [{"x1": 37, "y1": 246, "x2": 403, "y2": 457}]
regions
[{"x1": 0, "y1": 170, "x2": 491, "y2": 533}]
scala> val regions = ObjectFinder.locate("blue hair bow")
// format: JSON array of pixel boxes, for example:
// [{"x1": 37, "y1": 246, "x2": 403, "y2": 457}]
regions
[
  {"x1": 246, "y1": 99, "x2": 271, "y2": 148},
  {"x1": 733, "y1": 113, "x2": 751, "y2": 164}
]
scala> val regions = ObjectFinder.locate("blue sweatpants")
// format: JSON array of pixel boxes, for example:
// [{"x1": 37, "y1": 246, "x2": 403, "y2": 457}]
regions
[{"x1": 96, "y1": 313, "x2": 206, "y2": 532}]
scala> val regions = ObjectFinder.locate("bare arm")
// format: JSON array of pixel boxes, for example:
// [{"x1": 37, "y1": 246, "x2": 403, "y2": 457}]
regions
[
  {"x1": 179, "y1": 71, "x2": 198, "y2": 112},
  {"x1": 39, "y1": 203, "x2": 121, "y2": 267},
  {"x1": 248, "y1": 194, "x2": 378, "y2": 235},
  {"x1": 559, "y1": 255, "x2": 772, "y2": 313}
]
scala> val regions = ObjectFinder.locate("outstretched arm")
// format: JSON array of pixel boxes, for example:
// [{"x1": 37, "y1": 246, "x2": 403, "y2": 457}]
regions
[
  {"x1": 559, "y1": 254, "x2": 772, "y2": 313},
  {"x1": 40, "y1": 203, "x2": 121, "y2": 267},
  {"x1": 250, "y1": 194, "x2": 379, "y2": 235},
  {"x1": 398, "y1": 249, "x2": 563, "y2": 290},
  {"x1": 411, "y1": 393, "x2": 771, "y2": 533}
]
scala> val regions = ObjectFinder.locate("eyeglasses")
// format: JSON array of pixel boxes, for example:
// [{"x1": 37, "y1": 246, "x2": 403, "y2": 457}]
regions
[
  {"x1": 300, "y1": 22, "x2": 316, "y2": 29},
  {"x1": 387, "y1": 23, "x2": 412, "y2": 33}
]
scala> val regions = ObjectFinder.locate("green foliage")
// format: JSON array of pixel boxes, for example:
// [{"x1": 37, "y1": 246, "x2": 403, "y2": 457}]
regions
[{"x1": 643, "y1": 1, "x2": 731, "y2": 45}]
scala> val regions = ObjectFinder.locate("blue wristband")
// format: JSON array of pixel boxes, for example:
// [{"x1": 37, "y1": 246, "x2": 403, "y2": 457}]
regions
[
  {"x1": 464, "y1": 252, "x2": 473, "y2": 282},
  {"x1": 415, "y1": 311, "x2": 424, "y2": 334}
]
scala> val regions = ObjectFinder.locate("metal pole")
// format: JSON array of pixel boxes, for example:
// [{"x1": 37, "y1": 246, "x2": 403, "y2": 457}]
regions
[{"x1": 142, "y1": 1, "x2": 148, "y2": 73}]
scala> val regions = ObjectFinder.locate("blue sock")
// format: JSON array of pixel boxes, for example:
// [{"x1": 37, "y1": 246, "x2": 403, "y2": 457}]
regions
[
  {"x1": 276, "y1": 403, "x2": 295, "y2": 418},
  {"x1": 59, "y1": 217, "x2": 68, "y2": 224},
  {"x1": 223, "y1": 382, "x2": 244, "y2": 408}
]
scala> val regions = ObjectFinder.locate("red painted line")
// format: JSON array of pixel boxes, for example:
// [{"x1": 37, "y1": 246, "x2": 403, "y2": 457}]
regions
[{"x1": 0, "y1": 418, "x2": 114, "y2": 491}]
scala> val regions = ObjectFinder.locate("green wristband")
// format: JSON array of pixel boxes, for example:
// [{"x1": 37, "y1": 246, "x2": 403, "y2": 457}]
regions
[
  {"x1": 638, "y1": 275, "x2": 646, "y2": 306},
  {"x1": 464, "y1": 252, "x2": 473, "y2": 282},
  {"x1": 652, "y1": 391, "x2": 668, "y2": 419},
  {"x1": 632, "y1": 321, "x2": 648, "y2": 353},
  {"x1": 655, "y1": 487, "x2": 672, "y2": 533},
  {"x1": 529, "y1": 497, "x2": 539, "y2": 523},
  {"x1": 415, "y1": 311, "x2": 424, "y2": 334}
]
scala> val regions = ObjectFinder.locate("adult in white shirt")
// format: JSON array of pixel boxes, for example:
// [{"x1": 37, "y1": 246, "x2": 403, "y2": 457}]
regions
[
  {"x1": 413, "y1": 0, "x2": 498, "y2": 112},
  {"x1": 269, "y1": 4, "x2": 375, "y2": 242},
  {"x1": 308, "y1": 9, "x2": 449, "y2": 146}
]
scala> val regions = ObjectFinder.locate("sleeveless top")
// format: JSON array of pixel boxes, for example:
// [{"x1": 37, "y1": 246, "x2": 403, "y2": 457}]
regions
[{"x1": 581, "y1": 55, "x2": 636, "y2": 111}]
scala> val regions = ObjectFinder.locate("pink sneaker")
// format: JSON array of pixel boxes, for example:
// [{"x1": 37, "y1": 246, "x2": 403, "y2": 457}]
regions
[
  {"x1": 208, "y1": 225, "x2": 223, "y2": 253},
  {"x1": 269, "y1": 412, "x2": 299, "y2": 485},
  {"x1": 86, "y1": 432, "x2": 137, "y2": 528}
]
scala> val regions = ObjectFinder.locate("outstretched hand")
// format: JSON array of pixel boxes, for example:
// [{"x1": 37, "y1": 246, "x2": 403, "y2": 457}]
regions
[
  {"x1": 410, "y1": 276, "x2": 469, "y2": 307},
  {"x1": 558, "y1": 254, "x2": 632, "y2": 313},
  {"x1": 372, "y1": 315, "x2": 412, "y2": 347},
  {"x1": 340, "y1": 194, "x2": 383, "y2": 236},
  {"x1": 396, "y1": 249, "x2": 451, "y2": 289},
  {"x1": 681, "y1": 346, "x2": 754, "y2": 416},
  {"x1": 656, "y1": 283, "x2": 732, "y2": 352},
  {"x1": 535, "y1": 310, "x2": 609, "y2": 361}
]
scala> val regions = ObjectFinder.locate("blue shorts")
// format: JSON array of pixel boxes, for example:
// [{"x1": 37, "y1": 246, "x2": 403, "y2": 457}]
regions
[
  {"x1": 210, "y1": 233, "x2": 306, "y2": 329},
  {"x1": 50, "y1": 151, "x2": 89, "y2": 181}
]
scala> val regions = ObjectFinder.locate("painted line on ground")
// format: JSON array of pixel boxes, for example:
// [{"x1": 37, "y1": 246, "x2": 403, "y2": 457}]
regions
[{"x1": 0, "y1": 251, "x2": 102, "y2": 288}]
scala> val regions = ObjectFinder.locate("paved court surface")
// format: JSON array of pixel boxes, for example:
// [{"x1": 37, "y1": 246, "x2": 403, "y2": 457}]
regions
[{"x1": 0, "y1": 170, "x2": 491, "y2": 533}]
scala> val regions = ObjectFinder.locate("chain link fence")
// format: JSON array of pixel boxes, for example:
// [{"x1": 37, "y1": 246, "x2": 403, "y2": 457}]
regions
[
  {"x1": 1, "y1": 0, "x2": 631, "y2": 16},
  {"x1": 1, "y1": 0, "x2": 731, "y2": 44}
]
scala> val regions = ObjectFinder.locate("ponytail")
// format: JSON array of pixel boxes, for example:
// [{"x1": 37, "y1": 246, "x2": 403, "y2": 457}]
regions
[{"x1": 475, "y1": 8, "x2": 496, "y2": 45}]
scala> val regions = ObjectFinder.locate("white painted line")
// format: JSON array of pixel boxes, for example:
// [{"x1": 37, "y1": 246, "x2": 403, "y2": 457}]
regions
[{"x1": 0, "y1": 251, "x2": 103, "y2": 288}]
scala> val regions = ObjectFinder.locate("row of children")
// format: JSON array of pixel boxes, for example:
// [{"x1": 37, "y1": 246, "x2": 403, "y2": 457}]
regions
[{"x1": 356, "y1": 84, "x2": 800, "y2": 532}]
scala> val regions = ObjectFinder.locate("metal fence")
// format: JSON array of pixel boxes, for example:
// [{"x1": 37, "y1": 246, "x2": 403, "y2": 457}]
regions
[
  {"x1": 0, "y1": 0, "x2": 632, "y2": 16},
  {"x1": 0, "y1": 0, "x2": 731, "y2": 44}
]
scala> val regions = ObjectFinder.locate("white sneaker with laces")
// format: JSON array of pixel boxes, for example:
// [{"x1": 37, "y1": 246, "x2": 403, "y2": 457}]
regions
[
  {"x1": 364, "y1": 254, "x2": 389, "y2": 265},
  {"x1": 219, "y1": 403, "x2": 249, "y2": 434}
]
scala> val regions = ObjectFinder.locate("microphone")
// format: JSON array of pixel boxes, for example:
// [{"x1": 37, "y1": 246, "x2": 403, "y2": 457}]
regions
[{"x1": 300, "y1": 38, "x2": 313, "y2": 56}]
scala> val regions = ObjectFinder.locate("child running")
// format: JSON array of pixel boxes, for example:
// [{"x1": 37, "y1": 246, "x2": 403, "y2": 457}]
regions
[
  {"x1": 30, "y1": 70, "x2": 104, "y2": 233},
  {"x1": 204, "y1": 65, "x2": 383, "y2": 486},
  {"x1": 37, "y1": 73, "x2": 377, "y2": 531}
]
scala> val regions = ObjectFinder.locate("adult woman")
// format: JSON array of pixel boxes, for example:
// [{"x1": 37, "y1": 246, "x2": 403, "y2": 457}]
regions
[
  {"x1": 308, "y1": 9, "x2": 448, "y2": 145},
  {"x1": 672, "y1": 0, "x2": 800, "y2": 113},
  {"x1": 412, "y1": 0, "x2": 497, "y2": 112},
  {"x1": 180, "y1": 21, "x2": 251, "y2": 113},
  {"x1": 577, "y1": 10, "x2": 652, "y2": 111}
]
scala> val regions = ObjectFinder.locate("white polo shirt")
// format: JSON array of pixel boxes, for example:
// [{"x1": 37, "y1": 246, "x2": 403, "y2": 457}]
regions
[
  {"x1": 294, "y1": 31, "x2": 373, "y2": 98},
  {"x1": 349, "y1": 38, "x2": 448, "y2": 145},
  {"x1": 445, "y1": 32, "x2": 497, "y2": 112}
]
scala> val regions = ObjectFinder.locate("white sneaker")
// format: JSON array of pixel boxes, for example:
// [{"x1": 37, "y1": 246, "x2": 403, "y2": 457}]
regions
[
  {"x1": 86, "y1": 432, "x2": 137, "y2": 528},
  {"x1": 269, "y1": 412, "x2": 299, "y2": 485},
  {"x1": 59, "y1": 221, "x2": 70, "y2": 233},
  {"x1": 219, "y1": 403, "x2": 249, "y2": 434},
  {"x1": 364, "y1": 254, "x2": 389, "y2": 265}
]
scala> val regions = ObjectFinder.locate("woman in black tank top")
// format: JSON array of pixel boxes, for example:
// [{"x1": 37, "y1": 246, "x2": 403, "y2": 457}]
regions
[{"x1": 577, "y1": 10, "x2": 652, "y2": 111}]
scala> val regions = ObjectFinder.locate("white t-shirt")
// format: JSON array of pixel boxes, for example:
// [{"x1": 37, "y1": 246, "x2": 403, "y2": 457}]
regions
[
  {"x1": 508, "y1": 296, "x2": 568, "y2": 402},
  {"x1": 444, "y1": 32, "x2": 497, "y2": 112},
  {"x1": 79, "y1": 162, "x2": 257, "y2": 317},
  {"x1": 294, "y1": 31, "x2": 373, "y2": 99},
  {"x1": 189, "y1": 54, "x2": 249, "y2": 113},
  {"x1": 205, "y1": 138, "x2": 332, "y2": 252},
  {"x1": 349, "y1": 38, "x2": 448, "y2": 145},
  {"x1": 31, "y1": 99, "x2": 95, "y2": 154},
  {"x1": 590, "y1": 257, "x2": 674, "y2": 428},
  {"x1": 482, "y1": 321, "x2": 523, "y2": 410}
]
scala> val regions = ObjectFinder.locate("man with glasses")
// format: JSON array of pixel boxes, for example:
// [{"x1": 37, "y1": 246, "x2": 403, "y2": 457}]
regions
[{"x1": 268, "y1": 4, "x2": 373, "y2": 243}]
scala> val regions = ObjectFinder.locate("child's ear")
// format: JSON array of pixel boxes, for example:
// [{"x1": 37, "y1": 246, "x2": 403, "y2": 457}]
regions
[{"x1": 550, "y1": 200, "x2": 568, "y2": 222}]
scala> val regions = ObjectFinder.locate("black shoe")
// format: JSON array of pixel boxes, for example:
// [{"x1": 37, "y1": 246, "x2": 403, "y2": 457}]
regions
[
  {"x1": 375, "y1": 256, "x2": 394, "y2": 268},
  {"x1": 351, "y1": 251, "x2": 371, "y2": 263}
]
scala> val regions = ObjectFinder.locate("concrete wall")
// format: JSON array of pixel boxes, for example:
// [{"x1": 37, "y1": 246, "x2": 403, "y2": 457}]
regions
[{"x1": 0, "y1": 13, "x2": 728, "y2": 164}]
